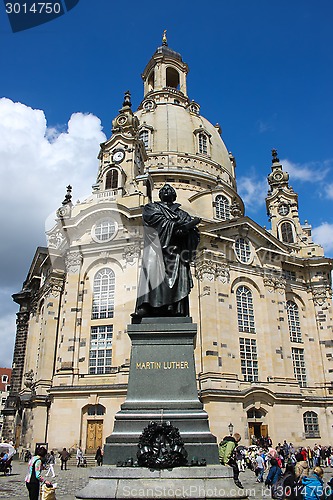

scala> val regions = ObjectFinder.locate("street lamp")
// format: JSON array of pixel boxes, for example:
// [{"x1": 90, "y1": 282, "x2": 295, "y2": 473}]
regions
[{"x1": 228, "y1": 422, "x2": 234, "y2": 436}]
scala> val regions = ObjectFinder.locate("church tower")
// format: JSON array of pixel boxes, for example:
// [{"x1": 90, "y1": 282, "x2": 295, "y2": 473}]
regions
[{"x1": 266, "y1": 149, "x2": 323, "y2": 258}]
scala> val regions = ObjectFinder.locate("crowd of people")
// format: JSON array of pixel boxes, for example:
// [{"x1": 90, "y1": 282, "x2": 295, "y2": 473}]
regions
[{"x1": 219, "y1": 433, "x2": 333, "y2": 498}]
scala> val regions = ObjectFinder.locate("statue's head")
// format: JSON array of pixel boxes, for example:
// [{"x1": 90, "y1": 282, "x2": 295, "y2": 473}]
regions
[{"x1": 159, "y1": 184, "x2": 177, "y2": 202}]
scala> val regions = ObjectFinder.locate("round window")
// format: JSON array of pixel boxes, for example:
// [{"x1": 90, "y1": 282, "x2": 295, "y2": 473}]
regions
[
  {"x1": 92, "y1": 219, "x2": 117, "y2": 243},
  {"x1": 143, "y1": 100, "x2": 155, "y2": 111},
  {"x1": 234, "y1": 237, "x2": 252, "y2": 263}
]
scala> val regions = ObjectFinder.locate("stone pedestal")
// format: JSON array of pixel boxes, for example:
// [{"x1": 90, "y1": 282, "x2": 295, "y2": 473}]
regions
[
  {"x1": 103, "y1": 317, "x2": 218, "y2": 465},
  {"x1": 76, "y1": 466, "x2": 248, "y2": 499},
  {"x1": 76, "y1": 317, "x2": 249, "y2": 499}
]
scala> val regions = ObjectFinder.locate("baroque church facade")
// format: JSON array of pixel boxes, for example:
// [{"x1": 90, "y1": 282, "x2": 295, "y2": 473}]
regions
[{"x1": 3, "y1": 38, "x2": 333, "y2": 453}]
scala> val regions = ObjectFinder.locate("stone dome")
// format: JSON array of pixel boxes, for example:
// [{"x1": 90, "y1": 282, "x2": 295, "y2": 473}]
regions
[{"x1": 135, "y1": 102, "x2": 234, "y2": 177}]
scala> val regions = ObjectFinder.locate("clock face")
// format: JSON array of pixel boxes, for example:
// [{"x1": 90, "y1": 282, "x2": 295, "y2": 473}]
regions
[
  {"x1": 112, "y1": 150, "x2": 125, "y2": 163},
  {"x1": 278, "y1": 204, "x2": 289, "y2": 216}
]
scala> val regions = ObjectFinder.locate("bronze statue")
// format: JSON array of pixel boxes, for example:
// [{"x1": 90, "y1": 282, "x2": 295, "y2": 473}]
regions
[{"x1": 134, "y1": 184, "x2": 200, "y2": 317}]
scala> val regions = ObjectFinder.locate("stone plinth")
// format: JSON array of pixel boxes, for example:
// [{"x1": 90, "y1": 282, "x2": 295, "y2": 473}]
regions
[
  {"x1": 75, "y1": 466, "x2": 249, "y2": 499},
  {"x1": 103, "y1": 317, "x2": 218, "y2": 465}
]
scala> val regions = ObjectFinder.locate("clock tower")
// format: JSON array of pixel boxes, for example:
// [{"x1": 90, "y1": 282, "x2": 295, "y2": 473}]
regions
[
  {"x1": 93, "y1": 91, "x2": 150, "y2": 201},
  {"x1": 266, "y1": 149, "x2": 323, "y2": 258}
]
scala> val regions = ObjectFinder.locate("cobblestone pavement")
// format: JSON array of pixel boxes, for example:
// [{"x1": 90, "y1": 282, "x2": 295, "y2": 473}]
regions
[{"x1": 0, "y1": 460, "x2": 319, "y2": 499}]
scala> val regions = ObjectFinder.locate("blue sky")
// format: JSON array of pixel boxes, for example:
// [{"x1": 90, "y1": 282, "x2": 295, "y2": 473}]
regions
[{"x1": 0, "y1": 0, "x2": 332, "y2": 366}]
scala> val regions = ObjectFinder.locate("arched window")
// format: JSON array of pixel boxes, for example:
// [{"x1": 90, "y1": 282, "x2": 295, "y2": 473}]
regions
[
  {"x1": 236, "y1": 286, "x2": 256, "y2": 333},
  {"x1": 92, "y1": 268, "x2": 115, "y2": 319},
  {"x1": 280, "y1": 222, "x2": 294, "y2": 243},
  {"x1": 198, "y1": 133, "x2": 208, "y2": 154},
  {"x1": 166, "y1": 67, "x2": 179, "y2": 89},
  {"x1": 148, "y1": 69, "x2": 154, "y2": 91},
  {"x1": 139, "y1": 129, "x2": 149, "y2": 149},
  {"x1": 215, "y1": 195, "x2": 230, "y2": 220},
  {"x1": 235, "y1": 238, "x2": 251, "y2": 263},
  {"x1": 303, "y1": 411, "x2": 320, "y2": 438},
  {"x1": 105, "y1": 169, "x2": 118, "y2": 190},
  {"x1": 287, "y1": 300, "x2": 302, "y2": 342}
]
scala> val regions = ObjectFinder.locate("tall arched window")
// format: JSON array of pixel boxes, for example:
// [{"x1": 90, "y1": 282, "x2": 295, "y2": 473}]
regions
[
  {"x1": 303, "y1": 411, "x2": 320, "y2": 438},
  {"x1": 166, "y1": 67, "x2": 180, "y2": 88},
  {"x1": 215, "y1": 195, "x2": 230, "y2": 220},
  {"x1": 139, "y1": 129, "x2": 149, "y2": 149},
  {"x1": 280, "y1": 222, "x2": 294, "y2": 243},
  {"x1": 198, "y1": 133, "x2": 208, "y2": 154},
  {"x1": 287, "y1": 300, "x2": 302, "y2": 342},
  {"x1": 236, "y1": 286, "x2": 256, "y2": 333},
  {"x1": 105, "y1": 169, "x2": 118, "y2": 190},
  {"x1": 235, "y1": 238, "x2": 251, "y2": 263},
  {"x1": 92, "y1": 268, "x2": 115, "y2": 319}
]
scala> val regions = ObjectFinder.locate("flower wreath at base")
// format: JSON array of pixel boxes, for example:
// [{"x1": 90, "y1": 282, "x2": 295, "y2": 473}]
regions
[{"x1": 137, "y1": 421, "x2": 188, "y2": 469}]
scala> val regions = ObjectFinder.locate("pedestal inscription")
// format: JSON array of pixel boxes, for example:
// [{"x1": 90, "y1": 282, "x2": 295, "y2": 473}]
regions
[{"x1": 103, "y1": 317, "x2": 219, "y2": 465}]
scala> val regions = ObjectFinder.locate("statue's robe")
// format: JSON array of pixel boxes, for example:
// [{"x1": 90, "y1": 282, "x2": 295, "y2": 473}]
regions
[{"x1": 136, "y1": 201, "x2": 200, "y2": 316}]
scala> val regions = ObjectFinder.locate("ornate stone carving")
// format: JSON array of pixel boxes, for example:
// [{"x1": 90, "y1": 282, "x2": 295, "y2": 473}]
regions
[
  {"x1": 44, "y1": 277, "x2": 64, "y2": 298},
  {"x1": 195, "y1": 260, "x2": 215, "y2": 281},
  {"x1": 99, "y1": 251, "x2": 111, "y2": 263},
  {"x1": 263, "y1": 277, "x2": 276, "y2": 293},
  {"x1": 24, "y1": 369, "x2": 34, "y2": 388},
  {"x1": 65, "y1": 252, "x2": 83, "y2": 274},
  {"x1": 47, "y1": 229, "x2": 66, "y2": 249},
  {"x1": 123, "y1": 243, "x2": 141, "y2": 264},
  {"x1": 275, "y1": 276, "x2": 287, "y2": 294},
  {"x1": 312, "y1": 286, "x2": 332, "y2": 307},
  {"x1": 215, "y1": 263, "x2": 230, "y2": 283},
  {"x1": 230, "y1": 199, "x2": 242, "y2": 218},
  {"x1": 263, "y1": 275, "x2": 286, "y2": 293},
  {"x1": 56, "y1": 203, "x2": 71, "y2": 219}
]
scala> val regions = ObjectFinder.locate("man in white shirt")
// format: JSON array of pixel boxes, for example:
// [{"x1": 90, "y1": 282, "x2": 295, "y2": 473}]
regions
[{"x1": 255, "y1": 453, "x2": 265, "y2": 483}]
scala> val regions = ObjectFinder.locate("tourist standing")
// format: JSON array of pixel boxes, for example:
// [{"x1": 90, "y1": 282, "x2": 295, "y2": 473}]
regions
[
  {"x1": 59, "y1": 448, "x2": 70, "y2": 470},
  {"x1": 25, "y1": 446, "x2": 51, "y2": 500}
]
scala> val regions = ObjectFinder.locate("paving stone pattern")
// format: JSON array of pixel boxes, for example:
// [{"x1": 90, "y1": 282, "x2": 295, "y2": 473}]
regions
[{"x1": 4, "y1": 459, "x2": 329, "y2": 499}]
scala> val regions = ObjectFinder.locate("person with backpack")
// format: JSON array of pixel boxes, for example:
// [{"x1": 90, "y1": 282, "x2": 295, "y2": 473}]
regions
[
  {"x1": 265, "y1": 458, "x2": 282, "y2": 497},
  {"x1": 302, "y1": 466, "x2": 326, "y2": 500},
  {"x1": 25, "y1": 446, "x2": 52, "y2": 500},
  {"x1": 218, "y1": 432, "x2": 243, "y2": 488}
]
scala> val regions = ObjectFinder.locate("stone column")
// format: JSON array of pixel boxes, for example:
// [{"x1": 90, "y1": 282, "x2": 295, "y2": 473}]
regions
[{"x1": 2, "y1": 290, "x2": 31, "y2": 443}]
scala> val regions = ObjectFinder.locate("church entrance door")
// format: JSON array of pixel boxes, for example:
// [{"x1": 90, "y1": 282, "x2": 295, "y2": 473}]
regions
[
  {"x1": 86, "y1": 420, "x2": 103, "y2": 452},
  {"x1": 248, "y1": 423, "x2": 268, "y2": 443}
]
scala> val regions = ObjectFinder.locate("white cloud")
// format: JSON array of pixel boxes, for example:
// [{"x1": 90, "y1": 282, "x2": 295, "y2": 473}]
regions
[
  {"x1": 0, "y1": 98, "x2": 107, "y2": 365},
  {"x1": 312, "y1": 222, "x2": 333, "y2": 255},
  {"x1": 324, "y1": 184, "x2": 333, "y2": 200},
  {"x1": 237, "y1": 175, "x2": 267, "y2": 210},
  {"x1": 281, "y1": 158, "x2": 330, "y2": 183}
]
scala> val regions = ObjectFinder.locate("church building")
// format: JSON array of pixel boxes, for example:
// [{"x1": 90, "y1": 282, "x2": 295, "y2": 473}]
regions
[{"x1": 3, "y1": 35, "x2": 333, "y2": 453}]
